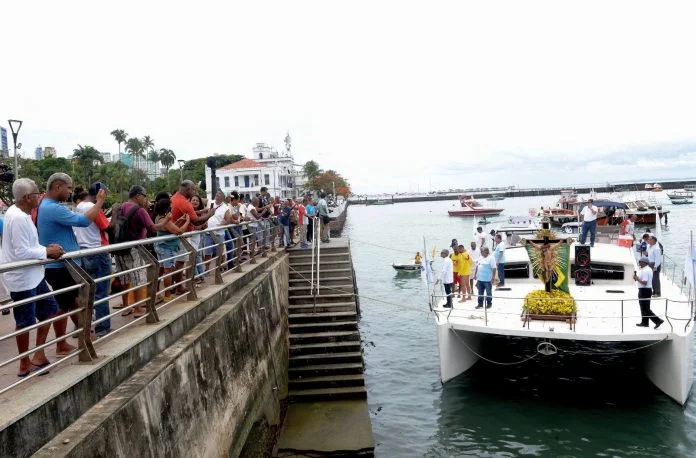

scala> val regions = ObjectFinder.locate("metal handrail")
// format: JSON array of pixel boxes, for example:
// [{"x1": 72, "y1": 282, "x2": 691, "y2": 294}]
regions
[{"x1": 0, "y1": 217, "x2": 284, "y2": 396}]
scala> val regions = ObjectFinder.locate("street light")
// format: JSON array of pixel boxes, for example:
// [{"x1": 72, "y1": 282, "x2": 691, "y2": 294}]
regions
[
  {"x1": 178, "y1": 159, "x2": 186, "y2": 182},
  {"x1": 8, "y1": 119, "x2": 22, "y2": 179}
]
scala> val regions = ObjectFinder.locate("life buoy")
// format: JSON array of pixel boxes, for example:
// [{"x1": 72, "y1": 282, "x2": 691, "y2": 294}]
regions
[{"x1": 564, "y1": 226, "x2": 574, "y2": 234}]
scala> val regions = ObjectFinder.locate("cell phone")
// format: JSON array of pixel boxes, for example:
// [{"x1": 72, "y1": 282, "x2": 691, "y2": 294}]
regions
[
  {"x1": 94, "y1": 182, "x2": 102, "y2": 193},
  {"x1": 210, "y1": 202, "x2": 215, "y2": 209}
]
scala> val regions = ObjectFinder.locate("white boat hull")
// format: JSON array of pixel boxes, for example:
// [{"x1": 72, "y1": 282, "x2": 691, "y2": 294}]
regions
[
  {"x1": 437, "y1": 326, "x2": 482, "y2": 383},
  {"x1": 644, "y1": 327, "x2": 695, "y2": 405}
]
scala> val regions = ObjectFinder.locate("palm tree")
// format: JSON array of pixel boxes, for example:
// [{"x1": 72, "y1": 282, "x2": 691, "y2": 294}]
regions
[
  {"x1": 110, "y1": 129, "x2": 128, "y2": 161},
  {"x1": 125, "y1": 137, "x2": 144, "y2": 173},
  {"x1": 141, "y1": 136, "x2": 155, "y2": 178},
  {"x1": 158, "y1": 148, "x2": 176, "y2": 172},
  {"x1": 72, "y1": 144, "x2": 104, "y2": 185}
]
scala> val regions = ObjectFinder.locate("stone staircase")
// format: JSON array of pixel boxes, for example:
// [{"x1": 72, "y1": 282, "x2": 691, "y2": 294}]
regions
[{"x1": 287, "y1": 243, "x2": 367, "y2": 401}]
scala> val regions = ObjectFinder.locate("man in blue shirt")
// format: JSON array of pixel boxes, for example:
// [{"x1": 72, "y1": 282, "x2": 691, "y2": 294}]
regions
[
  {"x1": 306, "y1": 196, "x2": 317, "y2": 243},
  {"x1": 474, "y1": 247, "x2": 497, "y2": 309},
  {"x1": 278, "y1": 199, "x2": 293, "y2": 248},
  {"x1": 37, "y1": 173, "x2": 106, "y2": 353}
]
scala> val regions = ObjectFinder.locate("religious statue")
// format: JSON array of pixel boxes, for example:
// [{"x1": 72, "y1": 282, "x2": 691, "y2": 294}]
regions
[
  {"x1": 284, "y1": 131, "x2": 292, "y2": 154},
  {"x1": 521, "y1": 218, "x2": 571, "y2": 293}
]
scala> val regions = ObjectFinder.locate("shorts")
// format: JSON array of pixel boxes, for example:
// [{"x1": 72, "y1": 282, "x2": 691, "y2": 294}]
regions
[
  {"x1": 44, "y1": 268, "x2": 79, "y2": 311},
  {"x1": 201, "y1": 233, "x2": 219, "y2": 257},
  {"x1": 10, "y1": 279, "x2": 59, "y2": 328},
  {"x1": 114, "y1": 250, "x2": 147, "y2": 286},
  {"x1": 155, "y1": 245, "x2": 178, "y2": 269},
  {"x1": 453, "y1": 272, "x2": 460, "y2": 284}
]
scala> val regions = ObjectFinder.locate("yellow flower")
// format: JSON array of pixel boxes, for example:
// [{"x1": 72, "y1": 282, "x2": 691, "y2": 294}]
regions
[{"x1": 523, "y1": 289, "x2": 577, "y2": 315}]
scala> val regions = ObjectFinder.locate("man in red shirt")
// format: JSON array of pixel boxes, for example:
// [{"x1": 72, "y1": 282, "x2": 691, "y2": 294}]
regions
[{"x1": 170, "y1": 181, "x2": 214, "y2": 291}]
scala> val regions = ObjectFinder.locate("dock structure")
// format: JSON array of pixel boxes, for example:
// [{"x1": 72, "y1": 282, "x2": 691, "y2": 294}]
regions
[{"x1": 275, "y1": 237, "x2": 374, "y2": 457}]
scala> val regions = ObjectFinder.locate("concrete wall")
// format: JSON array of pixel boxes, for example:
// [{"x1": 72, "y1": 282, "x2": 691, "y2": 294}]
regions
[{"x1": 5, "y1": 255, "x2": 288, "y2": 458}]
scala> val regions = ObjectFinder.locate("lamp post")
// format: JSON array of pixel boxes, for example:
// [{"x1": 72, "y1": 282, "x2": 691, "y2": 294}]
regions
[
  {"x1": 178, "y1": 159, "x2": 186, "y2": 182},
  {"x1": 8, "y1": 119, "x2": 22, "y2": 179}
]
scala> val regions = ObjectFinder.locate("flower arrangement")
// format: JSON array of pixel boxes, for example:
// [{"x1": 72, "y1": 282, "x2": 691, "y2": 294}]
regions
[{"x1": 523, "y1": 289, "x2": 577, "y2": 316}]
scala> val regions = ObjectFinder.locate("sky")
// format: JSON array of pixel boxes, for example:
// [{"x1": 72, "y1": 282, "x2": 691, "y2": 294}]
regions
[{"x1": 2, "y1": 1, "x2": 696, "y2": 194}]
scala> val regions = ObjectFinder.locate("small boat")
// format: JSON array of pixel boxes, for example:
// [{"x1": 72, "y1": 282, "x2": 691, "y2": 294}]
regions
[
  {"x1": 448, "y1": 196, "x2": 504, "y2": 217},
  {"x1": 392, "y1": 260, "x2": 429, "y2": 271},
  {"x1": 653, "y1": 183, "x2": 663, "y2": 192},
  {"x1": 644, "y1": 183, "x2": 655, "y2": 191},
  {"x1": 670, "y1": 198, "x2": 693, "y2": 205},
  {"x1": 667, "y1": 189, "x2": 694, "y2": 200}
]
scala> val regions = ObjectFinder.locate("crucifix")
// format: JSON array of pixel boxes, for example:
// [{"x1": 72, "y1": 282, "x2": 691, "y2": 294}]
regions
[{"x1": 522, "y1": 218, "x2": 572, "y2": 293}]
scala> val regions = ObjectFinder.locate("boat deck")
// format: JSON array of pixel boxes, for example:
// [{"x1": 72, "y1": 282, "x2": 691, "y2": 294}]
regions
[{"x1": 435, "y1": 277, "x2": 693, "y2": 342}]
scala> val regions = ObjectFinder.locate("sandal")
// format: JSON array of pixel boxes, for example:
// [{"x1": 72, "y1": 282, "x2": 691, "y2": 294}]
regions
[{"x1": 121, "y1": 309, "x2": 134, "y2": 317}]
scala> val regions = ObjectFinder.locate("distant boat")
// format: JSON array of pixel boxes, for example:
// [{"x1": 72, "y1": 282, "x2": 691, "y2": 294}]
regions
[
  {"x1": 653, "y1": 183, "x2": 663, "y2": 192},
  {"x1": 392, "y1": 260, "x2": 430, "y2": 272},
  {"x1": 448, "y1": 196, "x2": 504, "y2": 217},
  {"x1": 644, "y1": 183, "x2": 655, "y2": 191},
  {"x1": 367, "y1": 199, "x2": 392, "y2": 206},
  {"x1": 487, "y1": 195, "x2": 506, "y2": 201},
  {"x1": 667, "y1": 189, "x2": 694, "y2": 200},
  {"x1": 670, "y1": 198, "x2": 693, "y2": 205}
]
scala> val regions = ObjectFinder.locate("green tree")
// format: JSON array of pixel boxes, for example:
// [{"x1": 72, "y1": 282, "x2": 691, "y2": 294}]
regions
[
  {"x1": 302, "y1": 160, "x2": 322, "y2": 181},
  {"x1": 307, "y1": 170, "x2": 351, "y2": 196},
  {"x1": 125, "y1": 137, "x2": 145, "y2": 177},
  {"x1": 110, "y1": 129, "x2": 128, "y2": 159},
  {"x1": 72, "y1": 145, "x2": 104, "y2": 186},
  {"x1": 158, "y1": 148, "x2": 176, "y2": 171}
]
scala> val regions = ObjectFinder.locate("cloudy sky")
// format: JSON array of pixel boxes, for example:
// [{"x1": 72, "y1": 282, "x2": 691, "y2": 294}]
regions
[{"x1": 2, "y1": 1, "x2": 695, "y2": 193}]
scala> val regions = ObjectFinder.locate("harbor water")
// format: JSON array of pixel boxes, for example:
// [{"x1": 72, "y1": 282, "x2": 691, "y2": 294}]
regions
[{"x1": 345, "y1": 194, "x2": 696, "y2": 457}]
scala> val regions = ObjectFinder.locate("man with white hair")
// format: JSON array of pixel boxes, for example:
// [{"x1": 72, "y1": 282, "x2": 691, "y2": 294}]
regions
[
  {"x1": 37, "y1": 173, "x2": 105, "y2": 350},
  {"x1": 0, "y1": 178, "x2": 65, "y2": 376}
]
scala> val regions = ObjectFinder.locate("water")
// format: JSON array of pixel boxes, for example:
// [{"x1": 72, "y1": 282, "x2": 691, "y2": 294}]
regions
[{"x1": 344, "y1": 194, "x2": 696, "y2": 457}]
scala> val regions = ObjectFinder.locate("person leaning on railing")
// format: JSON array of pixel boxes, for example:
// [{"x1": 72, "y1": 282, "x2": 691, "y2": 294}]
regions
[
  {"x1": 37, "y1": 173, "x2": 106, "y2": 355},
  {"x1": 115, "y1": 186, "x2": 175, "y2": 317},
  {"x1": 153, "y1": 196, "x2": 190, "y2": 303},
  {"x1": 0, "y1": 178, "x2": 65, "y2": 377},
  {"x1": 73, "y1": 183, "x2": 113, "y2": 338}
]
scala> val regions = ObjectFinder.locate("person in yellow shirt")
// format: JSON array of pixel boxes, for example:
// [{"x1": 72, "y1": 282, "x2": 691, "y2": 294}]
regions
[
  {"x1": 456, "y1": 245, "x2": 473, "y2": 302},
  {"x1": 414, "y1": 252, "x2": 422, "y2": 265}
]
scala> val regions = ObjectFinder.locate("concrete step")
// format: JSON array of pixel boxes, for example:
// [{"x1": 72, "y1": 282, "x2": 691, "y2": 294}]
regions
[
  {"x1": 288, "y1": 311, "x2": 357, "y2": 324},
  {"x1": 290, "y1": 341, "x2": 362, "y2": 356},
  {"x1": 289, "y1": 374, "x2": 365, "y2": 390},
  {"x1": 289, "y1": 268, "x2": 353, "y2": 279},
  {"x1": 290, "y1": 351, "x2": 363, "y2": 367},
  {"x1": 288, "y1": 284, "x2": 354, "y2": 294},
  {"x1": 288, "y1": 362, "x2": 364, "y2": 377},
  {"x1": 290, "y1": 261, "x2": 352, "y2": 270},
  {"x1": 289, "y1": 330, "x2": 360, "y2": 344},
  {"x1": 288, "y1": 246, "x2": 349, "y2": 255},
  {"x1": 288, "y1": 302, "x2": 358, "y2": 313},
  {"x1": 289, "y1": 254, "x2": 351, "y2": 263},
  {"x1": 288, "y1": 276, "x2": 353, "y2": 285},
  {"x1": 288, "y1": 386, "x2": 368, "y2": 402},
  {"x1": 289, "y1": 293, "x2": 355, "y2": 305},
  {"x1": 289, "y1": 321, "x2": 358, "y2": 334}
]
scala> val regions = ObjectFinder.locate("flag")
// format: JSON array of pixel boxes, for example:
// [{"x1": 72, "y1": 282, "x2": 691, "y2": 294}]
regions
[
  {"x1": 684, "y1": 237, "x2": 696, "y2": 290},
  {"x1": 655, "y1": 208, "x2": 662, "y2": 240},
  {"x1": 421, "y1": 260, "x2": 433, "y2": 285}
]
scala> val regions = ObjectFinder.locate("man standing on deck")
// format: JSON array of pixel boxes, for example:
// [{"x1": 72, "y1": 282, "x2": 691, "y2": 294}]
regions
[
  {"x1": 579, "y1": 199, "x2": 599, "y2": 247},
  {"x1": 469, "y1": 241, "x2": 481, "y2": 292},
  {"x1": 647, "y1": 235, "x2": 662, "y2": 296},
  {"x1": 475, "y1": 227, "x2": 487, "y2": 249},
  {"x1": 494, "y1": 234, "x2": 507, "y2": 288},
  {"x1": 438, "y1": 249, "x2": 454, "y2": 308},
  {"x1": 621, "y1": 215, "x2": 637, "y2": 239},
  {"x1": 633, "y1": 257, "x2": 663, "y2": 329},
  {"x1": 474, "y1": 247, "x2": 496, "y2": 309},
  {"x1": 318, "y1": 192, "x2": 331, "y2": 243}
]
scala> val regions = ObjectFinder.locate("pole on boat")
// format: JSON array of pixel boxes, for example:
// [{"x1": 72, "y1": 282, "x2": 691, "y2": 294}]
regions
[
  {"x1": 691, "y1": 231, "x2": 696, "y2": 317},
  {"x1": 424, "y1": 236, "x2": 433, "y2": 311}
]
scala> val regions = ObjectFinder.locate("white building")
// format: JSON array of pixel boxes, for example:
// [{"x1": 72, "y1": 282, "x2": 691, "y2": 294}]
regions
[
  {"x1": 205, "y1": 143, "x2": 302, "y2": 200},
  {"x1": 100, "y1": 152, "x2": 112, "y2": 163}
]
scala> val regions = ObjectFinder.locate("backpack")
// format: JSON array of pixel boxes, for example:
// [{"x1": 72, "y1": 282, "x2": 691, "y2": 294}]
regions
[{"x1": 108, "y1": 204, "x2": 141, "y2": 256}]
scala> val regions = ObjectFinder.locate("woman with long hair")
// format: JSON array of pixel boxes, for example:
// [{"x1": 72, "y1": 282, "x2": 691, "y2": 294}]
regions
[{"x1": 152, "y1": 195, "x2": 189, "y2": 303}]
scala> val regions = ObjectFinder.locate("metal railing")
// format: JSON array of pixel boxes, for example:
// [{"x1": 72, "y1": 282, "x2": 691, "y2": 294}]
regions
[
  {"x1": 431, "y1": 289, "x2": 695, "y2": 334},
  {"x1": 0, "y1": 218, "x2": 283, "y2": 395}
]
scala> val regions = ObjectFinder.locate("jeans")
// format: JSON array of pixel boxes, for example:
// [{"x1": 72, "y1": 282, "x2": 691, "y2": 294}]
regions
[
  {"x1": 307, "y1": 218, "x2": 314, "y2": 242},
  {"x1": 443, "y1": 283, "x2": 453, "y2": 308},
  {"x1": 283, "y1": 225, "x2": 292, "y2": 246},
  {"x1": 497, "y1": 263, "x2": 505, "y2": 286},
  {"x1": 224, "y1": 230, "x2": 235, "y2": 268},
  {"x1": 82, "y1": 253, "x2": 112, "y2": 334},
  {"x1": 477, "y1": 281, "x2": 493, "y2": 307},
  {"x1": 579, "y1": 220, "x2": 597, "y2": 246}
]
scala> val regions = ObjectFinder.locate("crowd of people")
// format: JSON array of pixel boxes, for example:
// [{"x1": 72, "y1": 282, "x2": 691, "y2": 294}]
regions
[
  {"x1": 0, "y1": 173, "x2": 332, "y2": 377},
  {"x1": 435, "y1": 226, "x2": 507, "y2": 309}
]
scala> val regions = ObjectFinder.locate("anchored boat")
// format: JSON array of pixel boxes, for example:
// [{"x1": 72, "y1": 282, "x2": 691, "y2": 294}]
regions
[
  {"x1": 448, "y1": 196, "x2": 504, "y2": 217},
  {"x1": 431, "y1": 231, "x2": 695, "y2": 405}
]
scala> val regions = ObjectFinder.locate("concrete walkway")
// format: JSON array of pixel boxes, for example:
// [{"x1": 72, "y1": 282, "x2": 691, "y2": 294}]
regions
[{"x1": 275, "y1": 401, "x2": 374, "y2": 457}]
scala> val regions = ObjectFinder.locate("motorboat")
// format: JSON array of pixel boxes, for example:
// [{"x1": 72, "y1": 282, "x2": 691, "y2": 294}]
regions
[
  {"x1": 492, "y1": 216, "x2": 542, "y2": 244},
  {"x1": 393, "y1": 258, "x2": 431, "y2": 272},
  {"x1": 653, "y1": 183, "x2": 663, "y2": 192},
  {"x1": 670, "y1": 198, "x2": 693, "y2": 205},
  {"x1": 432, "y1": 238, "x2": 695, "y2": 405},
  {"x1": 667, "y1": 189, "x2": 694, "y2": 200},
  {"x1": 448, "y1": 196, "x2": 504, "y2": 217},
  {"x1": 644, "y1": 183, "x2": 655, "y2": 191}
]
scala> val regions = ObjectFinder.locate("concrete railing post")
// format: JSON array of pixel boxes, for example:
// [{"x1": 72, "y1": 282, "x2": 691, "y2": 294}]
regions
[
  {"x1": 210, "y1": 232, "x2": 225, "y2": 285},
  {"x1": 179, "y1": 236, "x2": 198, "y2": 301},
  {"x1": 136, "y1": 245, "x2": 161, "y2": 324},
  {"x1": 65, "y1": 259, "x2": 98, "y2": 363}
]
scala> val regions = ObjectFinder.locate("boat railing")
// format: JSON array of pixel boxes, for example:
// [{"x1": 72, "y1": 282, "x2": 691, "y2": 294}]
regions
[
  {"x1": 0, "y1": 219, "x2": 283, "y2": 395},
  {"x1": 430, "y1": 290, "x2": 695, "y2": 335}
]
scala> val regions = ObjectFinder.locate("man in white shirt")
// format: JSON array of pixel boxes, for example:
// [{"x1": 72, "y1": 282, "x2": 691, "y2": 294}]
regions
[
  {"x1": 494, "y1": 234, "x2": 507, "y2": 288},
  {"x1": 469, "y1": 241, "x2": 481, "y2": 291},
  {"x1": 647, "y1": 235, "x2": 662, "y2": 296},
  {"x1": 475, "y1": 227, "x2": 487, "y2": 249},
  {"x1": 0, "y1": 178, "x2": 64, "y2": 376},
  {"x1": 579, "y1": 199, "x2": 599, "y2": 247},
  {"x1": 633, "y1": 256, "x2": 663, "y2": 329},
  {"x1": 438, "y1": 249, "x2": 454, "y2": 308}
]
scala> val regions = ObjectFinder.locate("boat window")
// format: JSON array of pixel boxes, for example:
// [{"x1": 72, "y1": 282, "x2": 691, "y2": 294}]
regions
[
  {"x1": 571, "y1": 263, "x2": 624, "y2": 280},
  {"x1": 504, "y1": 262, "x2": 530, "y2": 279}
]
